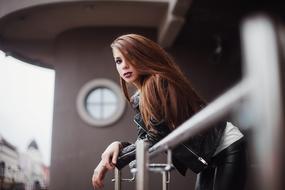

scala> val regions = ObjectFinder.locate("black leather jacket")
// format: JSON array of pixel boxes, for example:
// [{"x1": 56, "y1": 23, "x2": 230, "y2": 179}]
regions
[{"x1": 116, "y1": 93, "x2": 226, "y2": 175}]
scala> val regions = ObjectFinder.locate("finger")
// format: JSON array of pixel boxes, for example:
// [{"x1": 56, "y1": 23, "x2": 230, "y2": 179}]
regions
[
  {"x1": 94, "y1": 166, "x2": 107, "y2": 188},
  {"x1": 112, "y1": 149, "x2": 119, "y2": 165},
  {"x1": 96, "y1": 180, "x2": 103, "y2": 189},
  {"x1": 92, "y1": 169, "x2": 102, "y2": 188},
  {"x1": 93, "y1": 175, "x2": 103, "y2": 189},
  {"x1": 92, "y1": 175, "x2": 98, "y2": 189},
  {"x1": 95, "y1": 175, "x2": 104, "y2": 188},
  {"x1": 94, "y1": 180, "x2": 102, "y2": 189},
  {"x1": 106, "y1": 159, "x2": 114, "y2": 169}
]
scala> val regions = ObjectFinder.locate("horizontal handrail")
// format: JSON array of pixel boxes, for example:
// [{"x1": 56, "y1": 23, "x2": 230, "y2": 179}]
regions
[{"x1": 149, "y1": 78, "x2": 251, "y2": 157}]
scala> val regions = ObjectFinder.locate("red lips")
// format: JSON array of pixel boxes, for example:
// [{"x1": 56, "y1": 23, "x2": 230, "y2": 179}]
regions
[{"x1": 123, "y1": 72, "x2": 132, "y2": 78}]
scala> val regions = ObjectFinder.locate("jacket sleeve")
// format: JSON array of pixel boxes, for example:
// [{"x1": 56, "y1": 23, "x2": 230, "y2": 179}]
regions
[
  {"x1": 115, "y1": 92, "x2": 166, "y2": 170},
  {"x1": 115, "y1": 127, "x2": 159, "y2": 170}
]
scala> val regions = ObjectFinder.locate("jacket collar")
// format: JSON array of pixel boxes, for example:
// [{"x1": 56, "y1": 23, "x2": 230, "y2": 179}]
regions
[{"x1": 130, "y1": 91, "x2": 140, "y2": 109}]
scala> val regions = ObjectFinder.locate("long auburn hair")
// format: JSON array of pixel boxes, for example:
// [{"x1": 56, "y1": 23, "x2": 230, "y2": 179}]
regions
[{"x1": 111, "y1": 34, "x2": 206, "y2": 131}]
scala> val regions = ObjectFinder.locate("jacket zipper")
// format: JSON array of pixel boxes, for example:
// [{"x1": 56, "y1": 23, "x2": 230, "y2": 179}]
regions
[
  {"x1": 134, "y1": 119, "x2": 208, "y2": 166},
  {"x1": 182, "y1": 144, "x2": 208, "y2": 166}
]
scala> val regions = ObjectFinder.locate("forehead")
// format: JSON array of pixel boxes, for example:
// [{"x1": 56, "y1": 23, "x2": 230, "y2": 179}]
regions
[{"x1": 112, "y1": 48, "x2": 124, "y2": 58}]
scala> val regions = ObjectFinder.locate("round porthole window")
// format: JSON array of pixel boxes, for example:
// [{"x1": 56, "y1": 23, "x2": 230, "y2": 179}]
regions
[{"x1": 76, "y1": 79, "x2": 125, "y2": 127}]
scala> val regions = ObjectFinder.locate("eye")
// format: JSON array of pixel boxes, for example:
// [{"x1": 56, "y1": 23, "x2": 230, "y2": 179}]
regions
[{"x1": 115, "y1": 58, "x2": 122, "y2": 64}]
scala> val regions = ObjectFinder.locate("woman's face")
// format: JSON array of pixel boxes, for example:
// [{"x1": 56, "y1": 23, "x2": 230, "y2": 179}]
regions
[{"x1": 112, "y1": 48, "x2": 140, "y2": 85}]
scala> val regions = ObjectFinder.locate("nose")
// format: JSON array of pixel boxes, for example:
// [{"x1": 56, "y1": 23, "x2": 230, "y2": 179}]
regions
[{"x1": 121, "y1": 61, "x2": 129, "y2": 69}]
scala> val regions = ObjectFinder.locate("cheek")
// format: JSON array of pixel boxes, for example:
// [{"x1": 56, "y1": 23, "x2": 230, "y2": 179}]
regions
[
  {"x1": 132, "y1": 67, "x2": 139, "y2": 76},
  {"x1": 116, "y1": 65, "x2": 122, "y2": 75},
  {"x1": 134, "y1": 72, "x2": 140, "y2": 80}
]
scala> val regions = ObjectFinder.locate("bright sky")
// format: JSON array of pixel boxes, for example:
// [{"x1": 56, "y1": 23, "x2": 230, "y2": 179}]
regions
[{"x1": 0, "y1": 51, "x2": 55, "y2": 166}]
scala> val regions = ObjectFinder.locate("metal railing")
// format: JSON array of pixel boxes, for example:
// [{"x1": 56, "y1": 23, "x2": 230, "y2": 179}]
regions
[{"x1": 114, "y1": 14, "x2": 284, "y2": 190}]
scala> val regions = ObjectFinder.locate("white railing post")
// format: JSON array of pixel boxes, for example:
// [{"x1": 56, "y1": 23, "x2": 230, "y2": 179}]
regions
[
  {"x1": 114, "y1": 168, "x2": 121, "y2": 190},
  {"x1": 136, "y1": 140, "x2": 149, "y2": 190},
  {"x1": 241, "y1": 14, "x2": 284, "y2": 190},
  {"x1": 162, "y1": 171, "x2": 168, "y2": 190}
]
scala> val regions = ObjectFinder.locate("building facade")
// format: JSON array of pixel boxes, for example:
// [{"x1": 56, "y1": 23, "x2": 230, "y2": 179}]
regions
[{"x1": 0, "y1": 135, "x2": 48, "y2": 190}]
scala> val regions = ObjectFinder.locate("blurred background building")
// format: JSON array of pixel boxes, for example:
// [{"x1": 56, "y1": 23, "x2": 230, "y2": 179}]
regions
[
  {"x1": 0, "y1": 0, "x2": 284, "y2": 190},
  {"x1": 0, "y1": 134, "x2": 49, "y2": 190},
  {"x1": 0, "y1": 134, "x2": 23, "y2": 190}
]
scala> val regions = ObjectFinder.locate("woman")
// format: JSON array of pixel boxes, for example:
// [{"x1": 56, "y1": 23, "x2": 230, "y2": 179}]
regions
[{"x1": 92, "y1": 34, "x2": 247, "y2": 190}]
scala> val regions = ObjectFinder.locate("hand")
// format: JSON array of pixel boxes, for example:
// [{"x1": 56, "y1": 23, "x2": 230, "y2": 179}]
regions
[
  {"x1": 101, "y1": 141, "x2": 122, "y2": 169},
  {"x1": 92, "y1": 160, "x2": 108, "y2": 189},
  {"x1": 92, "y1": 141, "x2": 122, "y2": 189}
]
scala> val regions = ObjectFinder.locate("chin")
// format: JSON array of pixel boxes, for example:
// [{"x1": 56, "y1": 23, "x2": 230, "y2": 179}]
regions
[
  {"x1": 123, "y1": 76, "x2": 138, "y2": 84},
  {"x1": 123, "y1": 78, "x2": 133, "y2": 83},
  {"x1": 127, "y1": 80, "x2": 136, "y2": 84}
]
